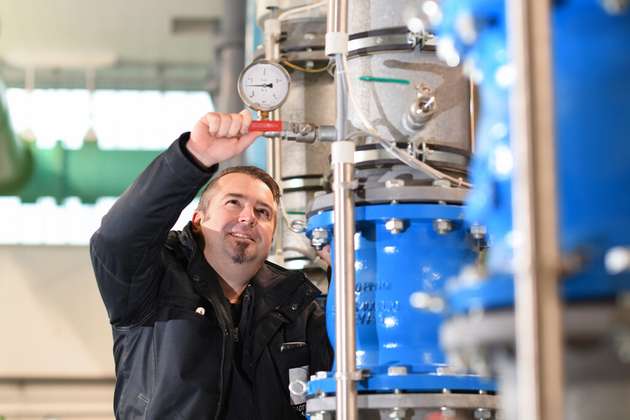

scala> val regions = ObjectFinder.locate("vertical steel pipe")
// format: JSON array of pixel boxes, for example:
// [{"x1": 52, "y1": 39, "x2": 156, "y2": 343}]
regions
[
  {"x1": 327, "y1": 0, "x2": 348, "y2": 34},
  {"x1": 262, "y1": 9, "x2": 284, "y2": 263},
  {"x1": 218, "y1": 0, "x2": 247, "y2": 167},
  {"x1": 507, "y1": 0, "x2": 564, "y2": 419},
  {"x1": 328, "y1": 0, "x2": 356, "y2": 412},
  {"x1": 331, "y1": 141, "x2": 357, "y2": 420}
]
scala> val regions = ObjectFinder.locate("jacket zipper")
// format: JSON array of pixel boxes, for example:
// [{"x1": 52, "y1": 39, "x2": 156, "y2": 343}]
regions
[{"x1": 205, "y1": 295, "x2": 234, "y2": 420}]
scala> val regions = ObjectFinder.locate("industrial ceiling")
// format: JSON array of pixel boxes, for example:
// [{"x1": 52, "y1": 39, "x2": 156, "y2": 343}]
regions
[{"x1": 0, "y1": 0, "x2": 225, "y2": 91}]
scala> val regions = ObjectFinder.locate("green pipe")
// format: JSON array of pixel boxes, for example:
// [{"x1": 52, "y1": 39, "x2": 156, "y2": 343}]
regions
[
  {"x1": 10, "y1": 141, "x2": 161, "y2": 203},
  {"x1": 0, "y1": 82, "x2": 168, "y2": 202},
  {"x1": 0, "y1": 82, "x2": 33, "y2": 191}
]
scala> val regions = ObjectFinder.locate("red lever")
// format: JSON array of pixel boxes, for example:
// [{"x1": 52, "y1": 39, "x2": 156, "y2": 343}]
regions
[{"x1": 249, "y1": 120, "x2": 283, "y2": 132}]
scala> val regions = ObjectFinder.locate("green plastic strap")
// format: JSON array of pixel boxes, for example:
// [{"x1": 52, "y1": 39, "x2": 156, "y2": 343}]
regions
[{"x1": 359, "y1": 76, "x2": 411, "y2": 85}]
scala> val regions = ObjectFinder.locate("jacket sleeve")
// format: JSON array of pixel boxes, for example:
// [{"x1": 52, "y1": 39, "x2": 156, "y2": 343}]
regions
[
  {"x1": 307, "y1": 301, "x2": 334, "y2": 374},
  {"x1": 90, "y1": 133, "x2": 217, "y2": 326}
]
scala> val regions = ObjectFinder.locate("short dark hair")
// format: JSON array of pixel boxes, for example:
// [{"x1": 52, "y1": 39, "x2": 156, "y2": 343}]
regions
[{"x1": 196, "y1": 166, "x2": 280, "y2": 213}]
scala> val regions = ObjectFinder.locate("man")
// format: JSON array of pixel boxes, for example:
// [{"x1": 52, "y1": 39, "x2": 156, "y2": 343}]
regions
[{"x1": 90, "y1": 110, "x2": 333, "y2": 420}]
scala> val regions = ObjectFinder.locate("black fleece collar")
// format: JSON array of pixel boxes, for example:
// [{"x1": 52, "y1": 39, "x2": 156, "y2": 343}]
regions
[{"x1": 175, "y1": 223, "x2": 320, "y2": 321}]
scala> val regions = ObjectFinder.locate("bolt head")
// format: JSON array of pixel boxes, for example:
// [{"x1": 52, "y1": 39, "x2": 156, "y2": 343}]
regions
[
  {"x1": 387, "y1": 366, "x2": 409, "y2": 376},
  {"x1": 385, "y1": 218, "x2": 405, "y2": 234},
  {"x1": 311, "y1": 228, "x2": 329, "y2": 249},
  {"x1": 433, "y1": 218, "x2": 453, "y2": 235},
  {"x1": 474, "y1": 408, "x2": 493, "y2": 420},
  {"x1": 470, "y1": 224, "x2": 487, "y2": 239}
]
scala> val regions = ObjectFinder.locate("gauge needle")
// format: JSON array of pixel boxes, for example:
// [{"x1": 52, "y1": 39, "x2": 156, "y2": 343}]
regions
[{"x1": 246, "y1": 83, "x2": 273, "y2": 88}]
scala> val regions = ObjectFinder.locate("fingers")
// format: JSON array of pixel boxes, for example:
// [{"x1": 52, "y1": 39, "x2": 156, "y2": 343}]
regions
[
  {"x1": 205, "y1": 113, "x2": 221, "y2": 136},
  {"x1": 205, "y1": 111, "x2": 254, "y2": 138},
  {"x1": 240, "y1": 109, "x2": 252, "y2": 135},
  {"x1": 217, "y1": 114, "x2": 233, "y2": 138}
]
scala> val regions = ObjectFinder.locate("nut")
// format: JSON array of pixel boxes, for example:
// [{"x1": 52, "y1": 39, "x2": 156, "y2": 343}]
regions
[
  {"x1": 310, "y1": 228, "x2": 329, "y2": 250},
  {"x1": 470, "y1": 224, "x2": 487, "y2": 240},
  {"x1": 385, "y1": 218, "x2": 405, "y2": 234},
  {"x1": 433, "y1": 218, "x2": 453, "y2": 235},
  {"x1": 387, "y1": 366, "x2": 409, "y2": 376},
  {"x1": 474, "y1": 408, "x2": 493, "y2": 420}
]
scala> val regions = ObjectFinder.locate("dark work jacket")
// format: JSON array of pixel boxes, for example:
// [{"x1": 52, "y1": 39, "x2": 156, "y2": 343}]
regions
[{"x1": 90, "y1": 133, "x2": 333, "y2": 420}]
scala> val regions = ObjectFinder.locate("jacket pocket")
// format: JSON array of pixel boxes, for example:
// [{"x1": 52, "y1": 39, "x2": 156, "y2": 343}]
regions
[
  {"x1": 118, "y1": 392, "x2": 149, "y2": 420},
  {"x1": 278, "y1": 342, "x2": 310, "y2": 415}
]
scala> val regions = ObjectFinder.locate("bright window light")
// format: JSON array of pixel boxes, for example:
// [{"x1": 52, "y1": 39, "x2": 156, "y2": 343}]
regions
[{"x1": 0, "y1": 88, "x2": 213, "y2": 244}]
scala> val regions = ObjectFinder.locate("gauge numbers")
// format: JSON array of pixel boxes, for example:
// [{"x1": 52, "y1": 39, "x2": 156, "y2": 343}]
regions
[{"x1": 237, "y1": 61, "x2": 291, "y2": 112}]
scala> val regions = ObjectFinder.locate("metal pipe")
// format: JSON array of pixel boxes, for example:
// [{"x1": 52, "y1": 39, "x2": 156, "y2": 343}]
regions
[
  {"x1": 218, "y1": 0, "x2": 247, "y2": 167},
  {"x1": 327, "y1": 0, "x2": 348, "y2": 34},
  {"x1": 325, "y1": 0, "x2": 356, "y2": 417},
  {"x1": 263, "y1": 9, "x2": 284, "y2": 264},
  {"x1": 469, "y1": 79, "x2": 477, "y2": 153},
  {"x1": 507, "y1": 0, "x2": 564, "y2": 419},
  {"x1": 335, "y1": 54, "x2": 348, "y2": 142},
  {"x1": 331, "y1": 144, "x2": 357, "y2": 420},
  {"x1": 329, "y1": 0, "x2": 356, "y2": 405}
]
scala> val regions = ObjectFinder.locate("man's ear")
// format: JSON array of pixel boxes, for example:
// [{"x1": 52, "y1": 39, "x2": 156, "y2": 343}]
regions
[{"x1": 191, "y1": 211, "x2": 203, "y2": 233}]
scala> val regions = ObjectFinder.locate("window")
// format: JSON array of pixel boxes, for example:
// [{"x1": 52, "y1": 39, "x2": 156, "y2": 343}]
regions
[{"x1": 0, "y1": 89, "x2": 213, "y2": 244}]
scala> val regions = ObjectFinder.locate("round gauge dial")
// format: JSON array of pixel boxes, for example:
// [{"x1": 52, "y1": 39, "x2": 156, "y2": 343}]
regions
[{"x1": 237, "y1": 61, "x2": 291, "y2": 112}]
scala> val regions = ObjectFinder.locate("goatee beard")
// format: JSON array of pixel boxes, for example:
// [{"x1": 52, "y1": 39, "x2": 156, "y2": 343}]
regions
[{"x1": 230, "y1": 242, "x2": 249, "y2": 264}]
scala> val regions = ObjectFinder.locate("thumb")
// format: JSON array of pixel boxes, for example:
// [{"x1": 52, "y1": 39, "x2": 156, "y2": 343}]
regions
[{"x1": 235, "y1": 131, "x2": 262, "y2": 154}]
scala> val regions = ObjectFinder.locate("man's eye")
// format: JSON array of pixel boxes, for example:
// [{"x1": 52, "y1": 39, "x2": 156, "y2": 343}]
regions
[
  {"x1": 256, "y1": 208, "x2": 270, "y2": 219},
  {"x1": 226, "y1": 199, "x2": 239, "y2": 206}
]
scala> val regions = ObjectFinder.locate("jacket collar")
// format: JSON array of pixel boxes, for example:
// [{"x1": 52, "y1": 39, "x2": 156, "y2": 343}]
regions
[
  {"x1": 174, "y1": 222, "x2": 320, "y2": 320},
  {"x1": 175, "y1": 223, "x2": 322, "y2": 367}
]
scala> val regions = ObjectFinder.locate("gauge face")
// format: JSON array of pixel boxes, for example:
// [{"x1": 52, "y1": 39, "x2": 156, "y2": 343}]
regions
[{"x1": 237, "y1": 61, "x2": 291, "y2": 112}]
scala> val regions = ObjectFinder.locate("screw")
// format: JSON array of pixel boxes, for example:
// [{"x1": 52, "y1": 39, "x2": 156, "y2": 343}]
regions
[
  {"x1": 474, "y1": 408, "x2": 493, "y2": 420},
  {"x1": 441, "y1": 406, "x2": 456, "y2": 419},
  {"x1": 385, "y1": 218, "x2": 405, "y2": 234},
  {"x1": 470, "y1": 224, "x2": 487, "y2": 240},
  {"x1": 435, "y1": 366, "x2": 454, "y2": 375},
  {"x1": 433, "y1": 218, "x2": 453, "y2": 235},
  {"x1": 388, "y1": 407, "x2": 408, "y2": 419},
  {"x1": 311, "y1": 228, "x2": 329, "y2": 250},
  {"x1": 316, "y1": 371, "x2": 328, "y2": 379},
  {"x1": 387, "y1": 366, "x2": 409, "y2": 376}
]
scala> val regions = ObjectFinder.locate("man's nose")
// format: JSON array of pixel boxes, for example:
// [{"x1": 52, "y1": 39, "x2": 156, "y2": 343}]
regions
[{"x1": 238, "y1": 204, "x2": 256, "y2": 226}]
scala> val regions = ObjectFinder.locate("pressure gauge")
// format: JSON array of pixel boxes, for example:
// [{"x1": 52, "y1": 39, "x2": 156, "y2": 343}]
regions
[{"x1": 237, "y1": 60, "x2": 291, "y2": 113}]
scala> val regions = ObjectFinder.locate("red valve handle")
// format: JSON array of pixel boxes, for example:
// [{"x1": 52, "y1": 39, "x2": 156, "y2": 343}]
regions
[{"x1": 249, "y1": 120, "x2": 283, "y2": 132}]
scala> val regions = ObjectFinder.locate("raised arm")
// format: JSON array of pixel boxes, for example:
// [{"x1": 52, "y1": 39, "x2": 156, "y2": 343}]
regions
[{"x1": 90, "y1": 110, "x2": 260, "y2": 326}]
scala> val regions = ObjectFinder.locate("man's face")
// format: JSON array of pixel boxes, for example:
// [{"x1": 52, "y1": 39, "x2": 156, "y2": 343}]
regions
[{"x1": 194, "y1": 173, "x2": 276, "y2": 266}]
